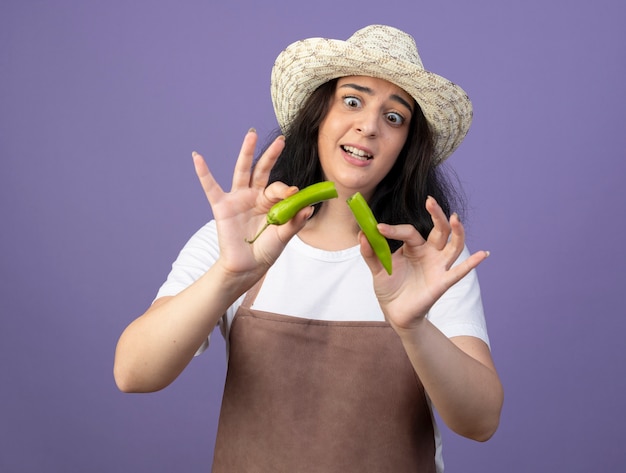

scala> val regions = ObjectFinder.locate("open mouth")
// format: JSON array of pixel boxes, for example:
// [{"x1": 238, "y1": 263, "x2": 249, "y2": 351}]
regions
[{"x1": 342, "y1": 145, "x2": 373, "y2": 161}]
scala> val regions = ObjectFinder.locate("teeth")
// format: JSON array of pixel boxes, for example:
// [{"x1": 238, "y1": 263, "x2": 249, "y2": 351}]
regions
[{"x1": 343, "y1": 145, "x2": 372, "y2": 159}]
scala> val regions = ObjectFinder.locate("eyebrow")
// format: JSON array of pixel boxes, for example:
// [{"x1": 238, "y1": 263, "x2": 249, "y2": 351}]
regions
[{"x1": 339, "y1": 83, "x2": 414, "y2": 114}]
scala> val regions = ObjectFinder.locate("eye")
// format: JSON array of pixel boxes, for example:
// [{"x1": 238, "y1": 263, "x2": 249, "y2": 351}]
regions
[
  {"x1": 343, "y1": 96, "x2": 362, "y2": 109},
  {"x1": 385, "y1": 111, "x2": 405, "y2": 126}
]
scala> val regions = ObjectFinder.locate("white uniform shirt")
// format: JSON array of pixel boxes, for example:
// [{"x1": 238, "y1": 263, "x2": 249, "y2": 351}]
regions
[{"x1": 155, "y1": 220, "x2": 490, "y2": 347}]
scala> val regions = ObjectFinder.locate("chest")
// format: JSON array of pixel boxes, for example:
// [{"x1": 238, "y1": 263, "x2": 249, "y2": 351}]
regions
[{"x1": 253, "y1": 245, "x2": 384, "y2": 322}]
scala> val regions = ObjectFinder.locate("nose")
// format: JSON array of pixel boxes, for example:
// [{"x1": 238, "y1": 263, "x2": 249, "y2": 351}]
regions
[{"x1": 355, "y1": 111, "x2": 379, "y2": 137}]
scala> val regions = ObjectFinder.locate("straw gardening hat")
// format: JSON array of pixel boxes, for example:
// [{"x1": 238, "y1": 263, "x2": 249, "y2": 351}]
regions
[{"x1": 270, "y1": 24, "x2": 473, "y2": 164}]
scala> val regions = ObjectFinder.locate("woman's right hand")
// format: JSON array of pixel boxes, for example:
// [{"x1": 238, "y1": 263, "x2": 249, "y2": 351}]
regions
[
  {"x1": 192, "y1": 129, "x2": 311, "y2": 288},
  {"x1": 115, "y1": 129, "x2": 302, "y2": 393}
]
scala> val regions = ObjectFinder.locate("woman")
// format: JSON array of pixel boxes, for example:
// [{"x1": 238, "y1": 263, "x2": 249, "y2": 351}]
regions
[{"x1": 114, "y1": 25, "x2": 503, "y2": 472}]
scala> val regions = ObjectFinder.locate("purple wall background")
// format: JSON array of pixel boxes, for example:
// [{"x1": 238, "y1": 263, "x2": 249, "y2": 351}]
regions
[{"x1": 2, "y1": 1, "x2": 625, "y2": 471}]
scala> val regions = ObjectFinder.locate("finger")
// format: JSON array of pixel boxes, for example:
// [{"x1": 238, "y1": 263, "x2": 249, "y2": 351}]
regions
[
  {"x1": 260, "y1": 181, "x2": 299, "y2": 210},
  {"x1": 231, "y1": 129, "x2": 258, "y2": 191},
  {"x1": 250, "y1": 135, "x2": 285, "y2": 189},
  {"x1": 425, "y1": 196, "x2": 451, "y2": 250},
  {"x1": 275, "y1": 205, "x2": 314, "y2": 242},
  {"x1": 378, "y1": 223, "x2": 424, "y2": 247},
  {"x1": 444, "y1": 249, "x2": 490, "y2": 287},
  {"x1": 441, "y1": 213, "x2": 467, "y2": 269},
  {"x1": 264, "y1": 181, "x2": 298, "y2": 201},
  {"x1": 357, "y1": 231, "x2": 386, "y2": 275},
  {"x1": 192, "y1": 151, "x2": 223, "y2": 205}
]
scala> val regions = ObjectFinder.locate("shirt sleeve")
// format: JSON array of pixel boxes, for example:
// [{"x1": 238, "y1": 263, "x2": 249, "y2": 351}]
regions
[
  {"x1": 154, "y1": 220, "x2": 220, "y2": 300},
  {"x1": 426, "y1": 246, "x2": 490, "y2": 348}
]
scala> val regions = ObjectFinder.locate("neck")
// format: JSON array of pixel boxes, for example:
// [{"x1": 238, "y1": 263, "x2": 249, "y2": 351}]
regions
[{"x1": 298, "y1": 198, "x2": 361, "y2": 250}]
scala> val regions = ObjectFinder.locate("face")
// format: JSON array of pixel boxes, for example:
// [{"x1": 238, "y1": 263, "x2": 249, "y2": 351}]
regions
[{"x1": 317, "y1": 76, "x2": 414, "y2": 199}]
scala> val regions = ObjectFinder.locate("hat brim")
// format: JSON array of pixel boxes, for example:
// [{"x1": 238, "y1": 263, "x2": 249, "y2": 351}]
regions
[{"x1": 271, "y1": 37, "x2": 473, "y2": 163}]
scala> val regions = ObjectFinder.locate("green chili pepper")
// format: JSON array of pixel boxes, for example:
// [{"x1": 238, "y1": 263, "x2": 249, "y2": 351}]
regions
[
  {"x1": 347, "y1": 192, "x2": 392, "y2": 275},
  {"x1": 246, "y1": 181, "x2": 338, "y2": 243}
]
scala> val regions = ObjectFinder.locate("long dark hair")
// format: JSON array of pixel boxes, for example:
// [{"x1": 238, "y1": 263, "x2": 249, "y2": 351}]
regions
[{"x1": 263, "y1": 79, "x2": 466, "y2": 249}]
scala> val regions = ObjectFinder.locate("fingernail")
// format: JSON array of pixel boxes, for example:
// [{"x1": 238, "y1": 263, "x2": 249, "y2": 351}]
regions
[
  {"x1": 485, "y1": 250, "x2": 491, "y2": 257},
  {"x1": 192, "y1": 151, "x2": 199, "y2": 157},
  {"x1": 248, "y1": 127, "x2": 257, "y2": 134}
]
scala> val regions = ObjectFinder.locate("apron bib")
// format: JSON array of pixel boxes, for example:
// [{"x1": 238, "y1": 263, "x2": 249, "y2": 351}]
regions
[{"x1": 211, "y1": 281, "x2": 436, "y2": 472}]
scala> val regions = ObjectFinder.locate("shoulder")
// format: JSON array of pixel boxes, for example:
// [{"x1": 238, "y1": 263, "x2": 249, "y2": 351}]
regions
[{"x1": 154, "y1": 220, "x2": 219, "y2": 300}]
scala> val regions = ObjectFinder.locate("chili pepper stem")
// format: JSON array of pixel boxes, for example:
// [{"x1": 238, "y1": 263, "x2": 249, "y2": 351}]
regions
[{"x1": 245, "y1": 222, "x2": 270, "y2": 244}]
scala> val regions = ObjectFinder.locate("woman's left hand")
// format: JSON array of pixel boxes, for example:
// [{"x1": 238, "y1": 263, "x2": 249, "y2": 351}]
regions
[{"x1": 359, "y1": 196, "x2": 489, "y2": 331}]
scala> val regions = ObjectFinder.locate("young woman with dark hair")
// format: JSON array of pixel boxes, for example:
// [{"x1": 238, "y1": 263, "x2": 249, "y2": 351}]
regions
[{"x1": 114, "y1": 25, "x2": 503, "y2": 473}]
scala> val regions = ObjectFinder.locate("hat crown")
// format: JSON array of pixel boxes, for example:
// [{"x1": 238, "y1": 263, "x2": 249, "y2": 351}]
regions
[{"x1": 347, "y1": 25, "x2": 424, "y2": 70}]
